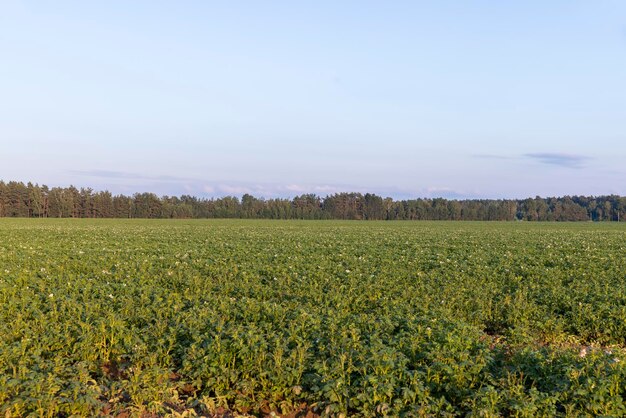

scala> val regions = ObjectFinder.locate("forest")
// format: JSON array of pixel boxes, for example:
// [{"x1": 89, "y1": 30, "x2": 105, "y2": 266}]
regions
[{"x1": 0, "y1": 180, "x2": 624, "y2": 221}]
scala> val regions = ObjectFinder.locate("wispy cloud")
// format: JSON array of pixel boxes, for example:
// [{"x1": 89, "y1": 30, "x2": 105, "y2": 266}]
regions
[
  {"x1": 213, "y1": 183, "x2": 349, "y2": 198},
  {"x1": 473, "y1": 152, "x2": 591, "y2": 169},
  {"x1": 69, "y1": 170, "x2": 355, "y2": 197},
  {"x1": 70, "y1": 170, "x2": 196, "y2": 182},
  {"x1": 423, "y1": 187, "x2": 470, "y2": 199},
  {"x1": 523, "y1": 152, "x2": 590, "y2": 168},
  {"x1": 68, "y1": 170, "x2": 483, "y2": 199},
  {"x1": 472, "y1": 154, "x2": 515, "y2": 160}
]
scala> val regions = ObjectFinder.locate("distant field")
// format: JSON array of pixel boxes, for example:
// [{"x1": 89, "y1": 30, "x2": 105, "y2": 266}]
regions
[{"x1": 2, "y1": 219, "x2": 626, "y2": 417}]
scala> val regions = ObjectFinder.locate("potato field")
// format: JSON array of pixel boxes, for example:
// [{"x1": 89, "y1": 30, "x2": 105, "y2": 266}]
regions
[{"x1": 2, "y1": 219, "x2": 626, "y2": 417}]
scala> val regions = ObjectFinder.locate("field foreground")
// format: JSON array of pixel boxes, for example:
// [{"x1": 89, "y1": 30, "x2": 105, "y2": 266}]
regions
[{"x1": 2, "y1": 219, "x2": 626, "y2": 417}]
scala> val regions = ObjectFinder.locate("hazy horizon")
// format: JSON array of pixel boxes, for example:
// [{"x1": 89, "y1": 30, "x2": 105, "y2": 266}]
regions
[{"x1": 2, "y1": 1, "x2": 625, "y2": 200}]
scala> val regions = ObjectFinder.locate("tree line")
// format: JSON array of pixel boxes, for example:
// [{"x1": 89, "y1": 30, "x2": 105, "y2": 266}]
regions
[{"x1": 0, "y1": 180, "x2": 624, "y2": 221}]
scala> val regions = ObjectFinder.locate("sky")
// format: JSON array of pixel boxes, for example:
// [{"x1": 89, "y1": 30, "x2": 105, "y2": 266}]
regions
[{"x1": 1, "y1": 1, "x2": 625, "y2": 199}]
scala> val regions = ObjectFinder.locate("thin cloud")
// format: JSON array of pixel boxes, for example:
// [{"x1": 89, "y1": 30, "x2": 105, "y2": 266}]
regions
[
  {"x1": 215, "y1": 183, "x2": 348, "y2": 197},
  {"x1": 473, "y1": 154, "x2": 515, "y2": 160},
  {"x1": 68, "y1": 172, "x2": 355, "y2": 198},
  {"x1": 423, "y1": 187, "x2": 471, "y2": 199},
  {"x1": 524, "y1": 153, "x2": 590, "y2": 168},
  {"x1": 70, "y1": 170, "x2": 195, "y2": 182},
  {"x1": 473, "y1": 152, "x2": 591, "y2": 169},
  {"x1": 66, "y1": 172, "x2": 480, "y2": 200},
  {"x1": 284, "y1": 184, "x2": 342, "y2": 194},
  {"x1": 217, "y1": 185, "x2": 253, "y2": 195},
  {"x1": 71, "y1": 170, "x2": 142, "y2": 179}
]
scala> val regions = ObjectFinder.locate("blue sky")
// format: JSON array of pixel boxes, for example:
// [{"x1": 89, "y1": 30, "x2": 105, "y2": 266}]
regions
[{"x1": 1, "y1": 1, "x2": 625, "y2": 199}]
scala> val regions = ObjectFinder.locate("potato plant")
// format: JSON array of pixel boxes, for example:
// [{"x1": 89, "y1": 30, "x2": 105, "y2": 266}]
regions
[{"x1": 1, "y1": 219, "x2": 626, "y2": 416}]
